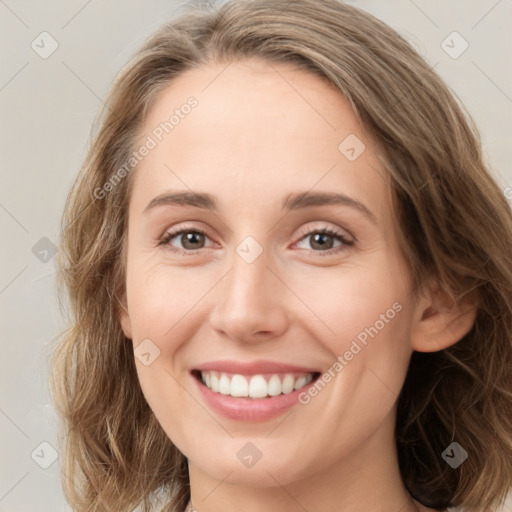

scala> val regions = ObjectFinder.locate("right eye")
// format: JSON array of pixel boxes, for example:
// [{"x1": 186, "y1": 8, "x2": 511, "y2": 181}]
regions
[{"x1": 158, "y1": 225, "x2": 215, "y2": 254}]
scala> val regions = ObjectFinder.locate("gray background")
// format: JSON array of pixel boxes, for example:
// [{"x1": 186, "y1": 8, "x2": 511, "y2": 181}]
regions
[{"x1": 1, "y1": 0, "x2": 511, "y2": 510}]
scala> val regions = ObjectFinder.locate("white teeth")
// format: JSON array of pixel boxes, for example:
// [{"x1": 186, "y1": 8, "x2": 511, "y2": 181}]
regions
[
  {"x1": 199, "y1": 371, "x2": 316, "y2": 399},
  {"x1": 249, "y1": 375, "x2": 268, "y2": 398},
  {"x1": 267, "y1": 375, "x2": 282, "y2": 396},
  {"x1": 210, "y1": 373, "x2": 219, "y2": 392},
  {"x1": 282, "y1": 374, "x2": 295, "y2": 394},
  {"x1": 230, "y1": 374, "x2": 249, "y2": 397},
  {"x1": 218, "y1": 374, "x2": 231, "y2": 395},
  {"x1": 293, "y1": 376, "x2": 307, "y2": 391}
]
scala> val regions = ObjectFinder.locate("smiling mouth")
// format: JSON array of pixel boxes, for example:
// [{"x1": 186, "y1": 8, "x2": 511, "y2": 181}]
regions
[{"x1": 192, "y1": 370, "x2": 321, "y2": 399}]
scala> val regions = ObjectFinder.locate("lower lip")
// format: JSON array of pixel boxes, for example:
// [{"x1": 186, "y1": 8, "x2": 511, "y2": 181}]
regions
[{"x1": 192, "y1": 373, "x2": 316, "y2": 422}]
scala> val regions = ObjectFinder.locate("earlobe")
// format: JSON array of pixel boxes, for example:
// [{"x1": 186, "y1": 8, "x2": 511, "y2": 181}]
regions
[
  {"x1": 120, "y1": 311, "x2": 133, "y2": 340},
  {"x1": 117, "y1": 295, "x2": 133, "y2": 340},
  {"x1": 410, "y1": 280, "x2": 478, "y2": 353}
]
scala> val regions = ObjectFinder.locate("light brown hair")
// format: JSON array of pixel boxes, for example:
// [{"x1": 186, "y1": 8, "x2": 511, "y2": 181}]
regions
[{"x1": 49, "y1": 0, "x2": 512, "y2": 510}]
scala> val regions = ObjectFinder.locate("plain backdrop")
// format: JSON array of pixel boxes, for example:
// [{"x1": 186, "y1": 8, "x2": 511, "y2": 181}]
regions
[{"x1": 1, "y1": 0, "x2": 511, "y2": 510}]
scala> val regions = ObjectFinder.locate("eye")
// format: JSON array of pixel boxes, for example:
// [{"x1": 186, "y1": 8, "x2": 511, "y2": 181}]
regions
[
  {"x1": 158, "y1": 224, "x2": 354, "y2": 256},
  {"x1": 294, "y1": 226, "x2": 354, "y2": 257},
  {"x1": 158, "y1": 225, "x2": 213, "y2": 254}
]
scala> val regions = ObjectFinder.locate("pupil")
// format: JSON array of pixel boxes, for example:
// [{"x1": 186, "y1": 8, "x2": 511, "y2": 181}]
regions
[
  {"x1": 312, "y1": 233, "x2": 333, "y2": 250},
  {"x1": 183, "y1": 232, "x2": 203, "y2": 249}
]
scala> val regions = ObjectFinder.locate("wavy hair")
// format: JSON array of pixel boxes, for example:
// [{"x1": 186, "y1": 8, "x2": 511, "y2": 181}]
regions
[{"x1": 49, "y1": 0, "x2": 512, "y2": 510}]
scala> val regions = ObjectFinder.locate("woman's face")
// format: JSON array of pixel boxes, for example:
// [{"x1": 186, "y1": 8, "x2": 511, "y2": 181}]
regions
[{"x1": 120, "y1": 58, "x2": 420, "y2": 488}]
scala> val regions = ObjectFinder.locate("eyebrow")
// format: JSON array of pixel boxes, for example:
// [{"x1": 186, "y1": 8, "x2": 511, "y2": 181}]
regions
[{"x1": 143, "y1": 190, "x2": 377, "y2": 224}]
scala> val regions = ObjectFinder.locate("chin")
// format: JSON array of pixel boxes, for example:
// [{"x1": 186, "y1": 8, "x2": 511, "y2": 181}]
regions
[{"x1": 189, "y1": 446, "x2": 309, "y2": 488}]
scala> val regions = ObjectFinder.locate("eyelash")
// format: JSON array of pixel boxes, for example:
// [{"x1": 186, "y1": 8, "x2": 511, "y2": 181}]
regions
[{"x1": 158, "y1": 223, "x2": 354, "y2": 258}]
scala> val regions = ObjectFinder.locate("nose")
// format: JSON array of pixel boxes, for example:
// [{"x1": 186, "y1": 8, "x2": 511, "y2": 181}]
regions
[{"x1": 209, "y1": 245, "x2": 290, "y2": 344}]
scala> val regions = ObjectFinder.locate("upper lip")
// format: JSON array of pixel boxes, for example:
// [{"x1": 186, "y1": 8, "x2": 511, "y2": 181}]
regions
[{"x1": 193, "y1": 360, "x2": 320, "y2": 375}]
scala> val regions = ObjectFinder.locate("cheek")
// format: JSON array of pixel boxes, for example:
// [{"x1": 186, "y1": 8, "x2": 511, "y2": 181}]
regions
[
  {"x1": 133, "y1": 361, "x2": 195, "y2": 455},
  {"x1": 125, "y1": 258, "x2": 193, "y2": 342},
  {"x1": 291, "y1": 256, "x2": 411, "y2": 351},
  {"x1": 291, "y1": 252, "x2": 414, "y2": 409}
]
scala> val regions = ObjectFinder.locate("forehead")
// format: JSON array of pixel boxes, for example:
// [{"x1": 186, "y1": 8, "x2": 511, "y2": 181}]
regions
[{"x1": 130, "y1": 58, "x2": 389, "y2": 219}]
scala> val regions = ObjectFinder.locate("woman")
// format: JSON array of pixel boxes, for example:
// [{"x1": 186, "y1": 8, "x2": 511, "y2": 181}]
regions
[{"x1": 49, "y1": 0, "x2": 512, "y2": 511}]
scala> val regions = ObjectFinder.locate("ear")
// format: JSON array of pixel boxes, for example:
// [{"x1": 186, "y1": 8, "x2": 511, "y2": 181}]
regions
[
  {"x1": 410, "y1": 278, "x2": 478, "y2": 352},
  {"x1": 117, "y1": 293, "x2": 133, "y2": 340}
]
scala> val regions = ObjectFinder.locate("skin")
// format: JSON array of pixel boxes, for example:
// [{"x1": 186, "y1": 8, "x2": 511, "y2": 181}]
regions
[{"x1": 120, "y1": 58, "x2": 476, "y2": 512}]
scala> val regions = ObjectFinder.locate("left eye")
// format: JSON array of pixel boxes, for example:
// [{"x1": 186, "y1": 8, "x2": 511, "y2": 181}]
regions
[
  {"x1": 294, "y1": 228, "x2": 352, "y2": 253},
  {"x1": 158, "y1": 226, "x2": 353, "y2": 255}
]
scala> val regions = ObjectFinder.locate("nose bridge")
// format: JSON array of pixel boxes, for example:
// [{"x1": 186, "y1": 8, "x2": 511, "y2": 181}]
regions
[
  {"x1": 209, "y1": 237, "x2": 289, "y2": 342},
  {"x1": 228, "y1": 240, "x2": 272, "y2": 305}
]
